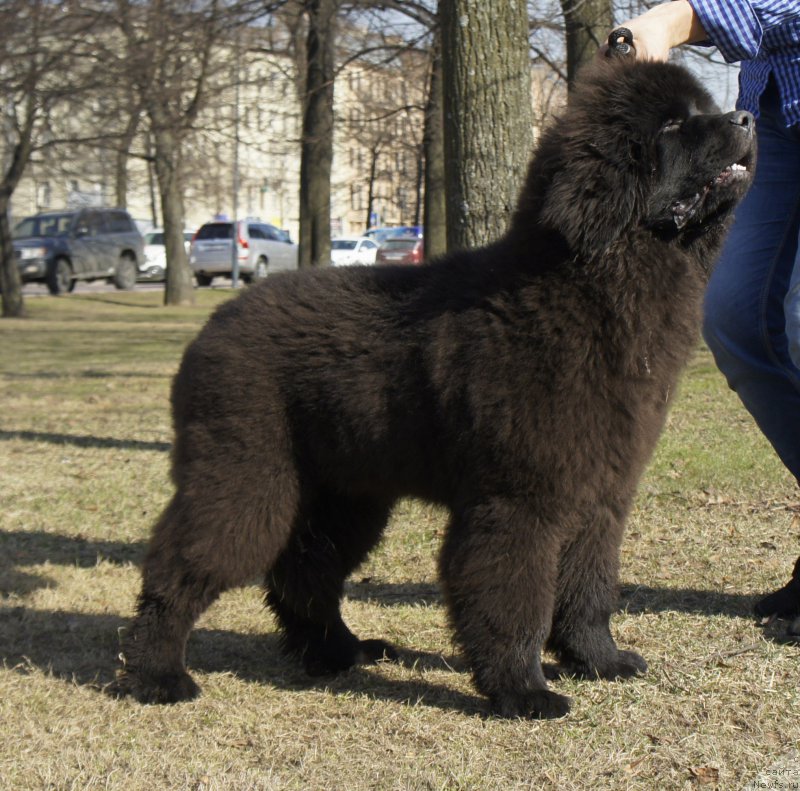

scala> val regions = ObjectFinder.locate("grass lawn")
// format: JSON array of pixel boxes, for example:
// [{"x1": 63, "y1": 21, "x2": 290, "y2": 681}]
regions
[{"x1": 1, "y1": 289, "x2": 799, "y2": 790}]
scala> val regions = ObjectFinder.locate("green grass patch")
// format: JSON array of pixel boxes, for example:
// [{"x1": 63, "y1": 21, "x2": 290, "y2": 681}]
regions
[{"x1": 1, "y1": 292, "x2": 799, "y2": 789}]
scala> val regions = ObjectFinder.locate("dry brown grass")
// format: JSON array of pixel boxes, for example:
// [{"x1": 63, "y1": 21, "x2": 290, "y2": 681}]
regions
[{"x1": 2, "y1": 291, "x2": 799, "y2": 790}]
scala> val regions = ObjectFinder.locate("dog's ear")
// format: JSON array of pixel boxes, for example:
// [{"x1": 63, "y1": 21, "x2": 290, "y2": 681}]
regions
[{"x1": 540, "y1": 151, "x2": 646, "y2": 257}]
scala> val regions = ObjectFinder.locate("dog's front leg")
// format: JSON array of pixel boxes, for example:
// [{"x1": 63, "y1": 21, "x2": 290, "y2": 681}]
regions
[
  {"x1": 439, "y1": 497, "x2": 571, "y2": 719},
  {"x1": 546, "y1": 505, "x2": 647, "y2": 681}
]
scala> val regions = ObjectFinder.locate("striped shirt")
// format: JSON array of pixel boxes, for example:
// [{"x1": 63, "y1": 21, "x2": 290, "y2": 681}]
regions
[{"x1": 689, "y1": 0, "x2": 800, "y2": 126}]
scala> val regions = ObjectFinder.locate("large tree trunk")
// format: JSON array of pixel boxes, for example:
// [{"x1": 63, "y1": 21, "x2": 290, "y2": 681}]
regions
[
  {"x1": 153, "y1": 129, "x2": 195, "y2": 306},
  {"x1": 298, "y1": 0, "x2": 338, "y2": 268},
  {"x1": 0, "y1": 197, "x2": 24, "y2": 318},
  {"x1": 422, "y1": 34, "x2": 446, "y2": 260},
  {"x1": 440, "y1": 0, "x2": 533, "y2": 251},
  {"x1": 560, "y1": 0, "x2": 613, "y2": 89},
  {"x1": 413, "y1": 147, "x2": 423, "y2": 227},
  {"x1": 364, "y1": 142, "x2": 380, "y2": 232},
  {"x1": 1, "y1": 126, "x2": 35, "y2": 318},
  {"x1": 115, "y1": 108, "x2": 141, "y2": 209}
]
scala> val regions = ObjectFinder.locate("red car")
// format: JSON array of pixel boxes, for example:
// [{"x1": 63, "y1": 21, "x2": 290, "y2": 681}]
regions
[{"x1": 375, "y1": 236, "x2": 424, "y2": 265}]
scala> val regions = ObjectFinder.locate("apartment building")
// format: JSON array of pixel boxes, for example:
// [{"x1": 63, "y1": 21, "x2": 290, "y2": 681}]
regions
[{"x1": 8, "y1": 18, "x2": 429, "y2": 242}]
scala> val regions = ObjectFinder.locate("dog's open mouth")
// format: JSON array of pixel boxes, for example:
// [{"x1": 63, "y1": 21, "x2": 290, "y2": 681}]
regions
[
  {"x1": 671, "y1": 157, "x2": 752, "y2": 228},
  {"x1": 712, "y1": 160, "x2": 749, "y2": 186}
]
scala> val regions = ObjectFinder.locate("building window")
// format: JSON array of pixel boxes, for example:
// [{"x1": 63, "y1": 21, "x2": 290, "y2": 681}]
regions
[{"x1": 37, "y1": 181, "x2": 51, "y2": 209}]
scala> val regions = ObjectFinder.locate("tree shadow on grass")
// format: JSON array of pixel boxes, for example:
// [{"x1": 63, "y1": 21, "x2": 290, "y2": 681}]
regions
[
  {"x1": 0, "y1": 528, "x2": 145, "y2": 572},
  {"x1": 347, "y1": 578, "x2": 761, "y2": 619},
  {"x1": 0, "y1": 429, "x2": 170, "y2": 452},
  {"x1": 0, "y1": 606, "x2": 483, "y2": 716},
  {"x1": 0, "y1": 528, "x2": 788, "y2": 716},
  {"x1": 1, "y1": 588, "x2": 794, "y2": 718},
  {"x1": 344, "y1": 579, "x2": 442, "y2": 607},
  {"x1": 0, "y1": 530, "x2": 147, "y2": 597},
  {"x1": 0, "y1": 529, "x2": 769, "y2": 618},
  {"x1": 2, "y1": 371, "x2": 169, "y2": 380},
  {"x1": 618, "y1": 583, "x2": 759, "y2": 619},
  {"x1": 69, "y1": 295, "x2": 166, "y2": 310}
]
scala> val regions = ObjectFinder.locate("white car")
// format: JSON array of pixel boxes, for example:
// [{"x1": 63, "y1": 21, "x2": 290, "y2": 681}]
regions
[
  {"x1": 330, "y1": 236, "x2": 379, "y2": 267},
  {"x1": 139, "y1": 228, "x2": 194, "y2": 281}
]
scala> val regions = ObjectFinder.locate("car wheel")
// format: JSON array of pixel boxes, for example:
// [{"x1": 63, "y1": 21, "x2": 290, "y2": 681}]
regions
[
  {"x1": 114, "y1": 255, "x2": 137, "y2": 290},
  {"x1": 195, "y1": 273, "x2": 214, "y2": 287},
  {"x1": 252, "y1": 257, "x2": 269, "y2": 281},
  {"x1": 46, "y1": 258, "x2": 73, "y2": 296}
]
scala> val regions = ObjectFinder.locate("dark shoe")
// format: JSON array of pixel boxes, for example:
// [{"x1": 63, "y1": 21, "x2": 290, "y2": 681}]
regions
[{"x1": 755, "y1": 555, "x2": 800, "y2": 621}]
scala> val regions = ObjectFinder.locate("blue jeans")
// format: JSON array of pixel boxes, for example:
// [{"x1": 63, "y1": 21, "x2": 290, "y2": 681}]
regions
[{"x1": 703, "y1": 78, "x2": 800, "y2": 482}]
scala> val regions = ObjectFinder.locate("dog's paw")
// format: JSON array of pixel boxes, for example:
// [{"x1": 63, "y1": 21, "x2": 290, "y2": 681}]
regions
[
  {"x1": 303, "y1": 638, "x2": 397, "y2": 676},
  {"x1": 490, "y1": 689, "x2": 572, "y2": 720},
  {"x1": 754, "y1": 578, "x2": 800, "y2": 620},
  {"x1": 356, "y1": 638, "x2": 398, "y2": 665},
  {"x1": 601, "y1": 649, "x2": 648, "y2": 679},
  {"x1": 558, "y1": 649, "x2": 647, "y2": 681},
  {"x1": 110, "y1": 669, "x2": 201, "y2": 705}
]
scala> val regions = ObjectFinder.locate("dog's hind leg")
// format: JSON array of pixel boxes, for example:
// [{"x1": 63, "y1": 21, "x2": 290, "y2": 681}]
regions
[
  {"x1": 440, "y1": 498, "x2": 572, "y2": 719},
  {"x1": 546, "y1": 505, "x2": 647, "y2": 681},
  {"x1": 265, "y1": 492, "x2": 394, "y2": 676},
  {"x1": 115, "y1": 476, "x2": 296, "y2": 704}
]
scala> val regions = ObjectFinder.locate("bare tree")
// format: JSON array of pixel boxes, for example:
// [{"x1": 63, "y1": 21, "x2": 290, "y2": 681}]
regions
[
  {"x1": 0, "y1": 1, "x2": 101, "y2": 318},
  {"x1": 115, "y1": 0, "x2": 222, "y2": 305},
  {"x1": 422, "y1": 30, "x2": 445, "y2": 259},
  {"x1": 115, "y1": 0, "x2": 288, "y2": 303},
  {"x1": 440, "y1": 0, "x2": 533, "y2": 250},
  {"x1": 560, "y1": 0, "x2": 613, "y2": 87},
  {"x1": 339, "y1": 2, "x2": 445, "y2": 252},
  {"x1": 299, "y1": 0, "x2": 340, "y2": 268}
]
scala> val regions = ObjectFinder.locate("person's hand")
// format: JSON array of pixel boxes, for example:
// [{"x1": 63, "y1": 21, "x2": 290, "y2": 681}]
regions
[
  {"x1": 601, "y1": 1, "x2": 707, "y2": 61},
  {"x1": 611, "y1": 18, "x2": 674, "y2": 61}
]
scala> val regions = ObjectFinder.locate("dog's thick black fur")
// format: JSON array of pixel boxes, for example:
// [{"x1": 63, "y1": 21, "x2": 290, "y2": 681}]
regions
[{"x1": 116, "y1": 58, "x2": 755, "y2": 718}]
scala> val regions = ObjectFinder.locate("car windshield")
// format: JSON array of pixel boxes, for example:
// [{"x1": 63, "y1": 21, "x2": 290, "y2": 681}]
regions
[
  {"x1": 332, "y1": 240, "x2": 358, "y2": 250},
  {"x1": 382, "y1": 239, "x2": 418, "y2": 251},
  {"x1": 366, "y1": 228, "x2": 398, "y2": 244},
  {"x1": 13, "y1": 214, "x2": 73, "y2": 239},
  {"x1": 195, "y1": 223, "x2": 233, "y2": 240},
  {"x1": 145, "y1": 232, "x2": 165, "y2": 245}
]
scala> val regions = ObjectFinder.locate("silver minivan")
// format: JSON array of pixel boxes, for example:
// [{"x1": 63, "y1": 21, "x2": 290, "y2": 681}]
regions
[{"x1": 189, "y1": 220, "x2": 298, "y2": 286}]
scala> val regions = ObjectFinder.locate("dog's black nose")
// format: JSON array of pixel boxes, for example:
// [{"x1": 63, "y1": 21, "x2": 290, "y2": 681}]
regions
[{"x1": 728, "y1": 111, "x2": 754, "y2": 132}]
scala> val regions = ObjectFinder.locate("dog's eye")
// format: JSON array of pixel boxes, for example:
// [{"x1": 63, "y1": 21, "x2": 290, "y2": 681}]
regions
[{"x1": 661, "y1": 120, "x2": 683, "y2": 133}]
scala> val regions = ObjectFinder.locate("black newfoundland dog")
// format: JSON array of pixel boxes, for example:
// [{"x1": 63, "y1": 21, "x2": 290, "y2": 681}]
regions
[{"x1": 116, "y1": 58, "x2": 755, "y2": 719}]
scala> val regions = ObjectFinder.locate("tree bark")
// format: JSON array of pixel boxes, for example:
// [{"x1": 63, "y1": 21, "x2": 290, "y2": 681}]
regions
[
  {"x1": 115, "y1": 107, "x2": 141, "y2": 209},
  {"x1": 0, "y1": 117, "x2": 35, "y2": 318},
  {"x1": 440, "y1": 0, "x2": 533, "y2": 251},
  {"x1": 560, "y1": 0, "x2": 613, "y2": 89},
  {"x1": 365, "y1": 141, "x2": 381, "y2": 232},
  {"x1": 298, "y1": 0, "x2": 338, "y2": 268},
  {"x1": 422, "y1": 34, "x2": 446, "y2": 260},
  {"x1": 0, "y1": 198, "x2": 25, "y2": 318},
  {"x1": 152, "y1": 128, "x2": 195, "y2": 306}
]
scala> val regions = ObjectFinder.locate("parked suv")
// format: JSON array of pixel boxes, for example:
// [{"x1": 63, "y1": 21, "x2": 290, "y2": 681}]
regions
[
  {"x1": 13, "y1": 208, "x2": 144, "y2": 295},
  {"x1": 189, "y1": 219, "x2": 298, "y2": 286}
]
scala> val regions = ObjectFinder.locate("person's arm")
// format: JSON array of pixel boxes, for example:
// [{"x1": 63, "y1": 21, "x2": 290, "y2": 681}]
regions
[
  {"x1": 617, "y1": 1, "x2": 707, "y2": 62},
  {"x1": 618, "y1": 0, "x2": 800, "y2": 63}
]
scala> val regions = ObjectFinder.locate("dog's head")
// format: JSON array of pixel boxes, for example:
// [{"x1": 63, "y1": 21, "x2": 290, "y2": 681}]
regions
[{"x1": 519, "y1": 58, "x2": 755, "y2": 258}]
